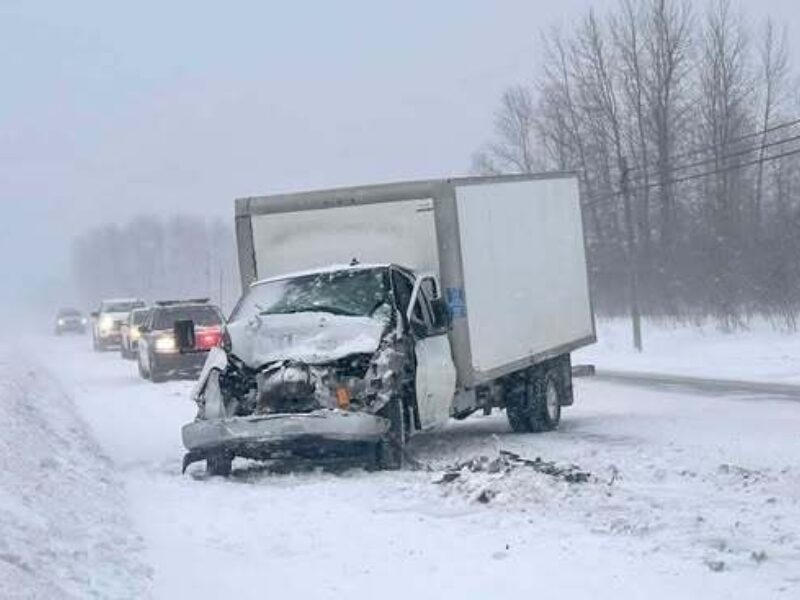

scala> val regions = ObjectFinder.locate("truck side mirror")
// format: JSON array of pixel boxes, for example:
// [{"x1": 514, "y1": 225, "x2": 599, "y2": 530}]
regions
[
  {"x1": 174, "y1": 320, "x2": 196, "y2": 353},
  {"x1": 429, "y1": 297, "x2": 451, "y2": 331}
]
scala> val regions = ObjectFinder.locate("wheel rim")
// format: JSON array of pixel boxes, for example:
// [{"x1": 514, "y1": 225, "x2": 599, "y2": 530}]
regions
[{"x1": 545, "y1": 378, "x2": 560, "y2": 422}]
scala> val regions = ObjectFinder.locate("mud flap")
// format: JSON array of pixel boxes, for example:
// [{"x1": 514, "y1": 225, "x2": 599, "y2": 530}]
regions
[{"x1": 182, "y1": 450, "x2": 206, "y2": 473}]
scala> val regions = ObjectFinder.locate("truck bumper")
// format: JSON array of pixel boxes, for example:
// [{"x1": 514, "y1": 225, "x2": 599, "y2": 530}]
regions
[
  {"x1": 181, "y1": 409, "x2": 390, "y2": 470},
  {"x1": 153, "y1": 351, "x2": 209, "y2": 377}
]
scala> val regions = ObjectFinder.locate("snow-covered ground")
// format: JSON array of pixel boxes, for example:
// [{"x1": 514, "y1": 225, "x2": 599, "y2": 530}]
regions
[
  {"x1": 0, "y1": 346, "x2": 149, "y2": 599},
  {"x1": 3, "y1": 331, "x2": 800, "y2": 599},
  {"x1": 578, "y1": 318, "x2": 800, "y2": 385}
]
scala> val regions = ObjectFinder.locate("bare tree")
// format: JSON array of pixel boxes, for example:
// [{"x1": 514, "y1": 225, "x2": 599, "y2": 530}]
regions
[
  {"x1": 71, "y1": 215, "x2": 239, "y2": 310},
  {"x1": 611, "y1": 0, "x2": 652, "y2": 258},
  {"x1": 644, "y1": 0, "x2": 693, "y2": 253},
  {"x1": 753, "y1": 19, "x2": 789, "y2": 233},
  {"x1": 476, "y1": 0, "x2": 800, "y2": 326},
  {"x1": 699, "y1": 0, "x2": 754, "y2": 326},
  {"x1": 473, "y1": 86, "x2": 541, "y2": 174}
]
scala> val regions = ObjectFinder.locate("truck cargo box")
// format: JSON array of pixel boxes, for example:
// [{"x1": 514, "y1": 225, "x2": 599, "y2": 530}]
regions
[{"x1": 235, "y1": 173, "x2": 595, "y2": 388}]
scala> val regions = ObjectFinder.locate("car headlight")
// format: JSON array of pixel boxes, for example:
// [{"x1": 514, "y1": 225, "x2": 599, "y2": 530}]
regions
[
  {"x1": 154, "y1": 335, "x2": 177, "y2": 353},
  {"x1": 99, "y1": 315, "x2": 114, "y2": 331},
  {"x1": 57, "y1": 318, "x2": 65, "y2": 326},
  {"x1": 81, "y1": 318, "x2": 87, "y2": 325},
  {"x1": 130, "y1": 327, "x2": 141, "y2": 341}
]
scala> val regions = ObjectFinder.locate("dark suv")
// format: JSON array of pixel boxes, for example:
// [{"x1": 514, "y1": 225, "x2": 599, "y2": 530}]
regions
[{"x1": 137, "y1": 299, "x2": 224, "y2": 382}]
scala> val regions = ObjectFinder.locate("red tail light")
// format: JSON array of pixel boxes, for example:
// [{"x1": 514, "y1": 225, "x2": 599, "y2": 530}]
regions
[{"x1": 195, "y1": 326, "x2": 222, "y2": 350}]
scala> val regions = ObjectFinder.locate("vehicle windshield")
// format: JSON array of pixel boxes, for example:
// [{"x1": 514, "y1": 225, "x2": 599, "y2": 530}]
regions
[
  {"x1": 130, "y1": 309, "x2": 149, "y2": 325},
  {"x1": 58, "y1": 308, "x2": 81, "y2": 317},
  {"x1": 103, "y1": 300, "x2": 144, "y2": 313},
  {"x1": 154, "y1": 305, "x2": 222, "y2": 330},
  {"x1": 232, "y1": 268, "x2": 390, "y2": 322}
]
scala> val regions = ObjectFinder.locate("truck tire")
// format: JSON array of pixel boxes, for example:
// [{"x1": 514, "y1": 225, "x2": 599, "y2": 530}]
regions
[
  {"x1": 206, "y1": 453, "x2": 233, "y2": 477},
  {"x1": 505, "y1": 369, "x2": 561, "y2": 433},
  {"x1": 504, "y1": 376, "x2": 531, "y2": 433},
  {"x1": 377, "y1": 392, "x2": 406, "y2": 470},
  {"x1": 530, "y1": 371, "x2": 561, "y2": 432},
  {"x1": 137, "y1": 354, "x2": 150, "y2": 380},
  {"x1": 150, "y1": 364, "x2": 167, "y2": 383}
]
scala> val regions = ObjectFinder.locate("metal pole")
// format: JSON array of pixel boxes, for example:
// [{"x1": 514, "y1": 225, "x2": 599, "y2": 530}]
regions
[
  {"x1": 219, "y1": 268, "x2": 224, "y2": 311},
  {"x1": 621, "y1": 156, "x2": 643, "y2": 352}
]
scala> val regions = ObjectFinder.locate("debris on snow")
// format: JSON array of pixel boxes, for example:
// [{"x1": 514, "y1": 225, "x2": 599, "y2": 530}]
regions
[
  {"x1": 706, "y1": 560, "x2": 726, "y2": 572},
  {"x1": 435, "y1": 450, "x2": 592, "y2": 485},
  {"x1": 433, "y1": 450, "x2": 592, "y2": 505}
]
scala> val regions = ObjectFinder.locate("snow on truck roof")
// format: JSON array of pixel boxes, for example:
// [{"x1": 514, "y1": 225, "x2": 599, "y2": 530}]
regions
[
  {"x1": 251, "y1": 263, "x2": 391, "y2": 287},
  {"x1": 102, "y1": 297, "x2": 143, "y2": 303},
  {"x1": 235, "y1": 171, "x2": 579, "y2": 216}
]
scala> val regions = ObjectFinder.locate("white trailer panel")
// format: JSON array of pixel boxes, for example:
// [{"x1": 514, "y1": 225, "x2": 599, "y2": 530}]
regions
[
  {"x1": 250, "y1": 199, "x2": 439, "y2": 280},
  {"x1": 455, "y1": 178, "x2": 593, "y2": 376}
]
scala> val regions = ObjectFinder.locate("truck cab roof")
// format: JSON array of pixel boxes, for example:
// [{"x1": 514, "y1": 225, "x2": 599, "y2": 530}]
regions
[{"x1": 251, "y1": 263, "x2": 396, "y2": 287}]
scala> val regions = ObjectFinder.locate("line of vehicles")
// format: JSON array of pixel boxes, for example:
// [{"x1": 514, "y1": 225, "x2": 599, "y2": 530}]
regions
[{"x1": 55, "y1": 297, "x2": 224, "y2": 383}]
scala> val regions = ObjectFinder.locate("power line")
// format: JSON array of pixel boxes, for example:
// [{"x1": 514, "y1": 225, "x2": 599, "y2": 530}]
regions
[
  {"x1": 585, "y1": 142, "x2": 800, "y2": 208},
  {"x1": 629, "y1": 131, "x2": 800, "y2": 184},
  {"x1": 628, "y1": 116, "x2": 800, "y2": 174}
]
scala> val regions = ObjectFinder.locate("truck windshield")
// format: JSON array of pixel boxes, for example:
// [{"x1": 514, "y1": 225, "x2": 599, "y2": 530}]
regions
[
  {"x1": 130, "y1": 309, "x2": 150, "y2": 325},
  {"x1": 232, "y1": 268, "x2": 389, "y2": 321}
]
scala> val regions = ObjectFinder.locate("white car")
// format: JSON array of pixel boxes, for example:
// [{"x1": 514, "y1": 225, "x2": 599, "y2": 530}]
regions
[{"x1": 91, "y1": 298, "x2": 146, "y2": 351}]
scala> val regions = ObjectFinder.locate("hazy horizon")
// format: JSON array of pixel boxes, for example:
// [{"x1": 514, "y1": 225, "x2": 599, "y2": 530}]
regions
[{"x1": 3, "y1": 0, "x2": 800, "y2": 310}]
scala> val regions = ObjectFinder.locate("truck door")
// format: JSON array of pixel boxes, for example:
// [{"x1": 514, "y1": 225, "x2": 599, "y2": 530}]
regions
[{"x1": 407, "y1": 276, "x2": 457, "y2": 429}]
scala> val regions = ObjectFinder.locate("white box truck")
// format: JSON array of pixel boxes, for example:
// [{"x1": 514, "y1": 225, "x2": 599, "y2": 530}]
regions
[{"x1": 180, "y1": 173, "x2": 595, "y2": 475}]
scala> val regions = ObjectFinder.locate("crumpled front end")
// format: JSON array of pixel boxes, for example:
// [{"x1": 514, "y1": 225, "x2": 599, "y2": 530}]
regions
[
  {"x1": 181, "y1": 409, "x2": 390, "y2": 471},
  {"x1": 182, "y1": 325, "x2": 408, "y2": 471}
]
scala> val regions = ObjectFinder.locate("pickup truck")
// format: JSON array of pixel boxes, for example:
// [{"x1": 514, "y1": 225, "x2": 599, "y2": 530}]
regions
[{"x1": 179, "y1": 173, "x2": 595, "y2": 476}]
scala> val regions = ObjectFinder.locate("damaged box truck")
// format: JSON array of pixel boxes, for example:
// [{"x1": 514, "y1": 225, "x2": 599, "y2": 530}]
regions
[{"x1": 181, "y1": 173, "x2": 595, "y2": 475}]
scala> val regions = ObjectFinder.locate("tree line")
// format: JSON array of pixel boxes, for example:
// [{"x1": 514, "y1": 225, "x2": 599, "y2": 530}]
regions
[
  {"x1": 475, "y1": 0, "x2": 800, "y2": 329},
  {"x1": 71, "y1": 215, "x2": 240, "y2": 313}
]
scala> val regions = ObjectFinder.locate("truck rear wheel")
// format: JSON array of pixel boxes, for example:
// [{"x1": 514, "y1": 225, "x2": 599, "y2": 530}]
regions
[
  {"x1": 505, "y1": 369, "x2": 561, "y2": 433},
  {"x1": 206, "y1": 453, "x2": 233, "y2": 477},
  {"x1": 137, "y1": 354, "x2": 150, "y2": 380}
]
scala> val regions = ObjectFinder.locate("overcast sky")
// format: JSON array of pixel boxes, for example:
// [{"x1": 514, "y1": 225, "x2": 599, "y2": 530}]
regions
[{"x1": 2, "y1": 0, "x2": 800, "y2": 306}]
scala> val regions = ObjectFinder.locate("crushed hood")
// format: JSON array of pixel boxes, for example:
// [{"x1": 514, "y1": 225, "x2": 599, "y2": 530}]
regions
[{"x1": 227, "y1": 311, "x2": 386, "y2": 369}]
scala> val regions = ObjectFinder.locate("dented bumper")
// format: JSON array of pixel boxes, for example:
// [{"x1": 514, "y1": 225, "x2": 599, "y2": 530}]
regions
[{"x1": 181, "y1": 409, "x2": 390, "y2": 469}]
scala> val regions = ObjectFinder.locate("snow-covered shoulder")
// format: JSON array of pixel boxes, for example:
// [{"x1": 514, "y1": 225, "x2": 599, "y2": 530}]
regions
[{"x1": 0, "y1": 346, "x2": 151, "y2": 599}]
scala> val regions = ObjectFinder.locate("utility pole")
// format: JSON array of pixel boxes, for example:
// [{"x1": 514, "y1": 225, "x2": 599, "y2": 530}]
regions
[
  {"x1": 620, "y1": 156, "x2": 643, "y2": 352},
  {"x1": 218, "y1": 267, "x2": 224, "y2": 312}
]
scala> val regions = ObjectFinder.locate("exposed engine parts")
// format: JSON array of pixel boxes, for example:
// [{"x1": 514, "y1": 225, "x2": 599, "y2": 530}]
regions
[{"x1": 201, "y1": 335, "x2": 411, "y2": 422}]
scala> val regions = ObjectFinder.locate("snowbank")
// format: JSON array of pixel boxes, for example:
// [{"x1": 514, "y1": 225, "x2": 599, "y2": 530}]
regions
[
  {"x1": 577, "y1": 318, "x2": 800, "y2": 384},
  {"x1": 0, "y1": 347, "x2": 150, "y2": 599}
]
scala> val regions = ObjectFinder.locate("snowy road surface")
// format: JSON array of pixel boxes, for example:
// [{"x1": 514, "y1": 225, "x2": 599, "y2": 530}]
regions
[
  {"x1": 4, "y1": 333, "x2": 800, "y2": 599},
  {"x1": 594, "y1": 369, "x2": 800, "y2": 400}
]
